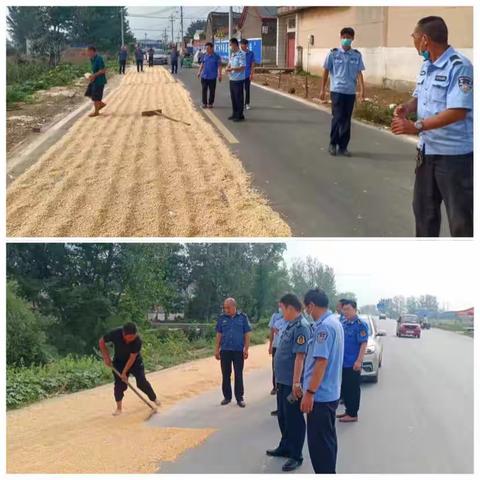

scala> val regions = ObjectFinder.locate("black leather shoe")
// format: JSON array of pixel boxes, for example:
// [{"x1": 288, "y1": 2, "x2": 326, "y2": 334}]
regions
[
  {"x1": 328, "y1": 144, "x2": 337, "y2": 156},
  {"x1": 266, "y1": 448, "x2": 289, "y2": 457},
  {"x1": 282, "y1": 459, "x2": 303, "y2": 472},
  {"x1": 220, "y1": 399, "x2": 231, "y2": 406},
  {"x1": 237, "y1": 400, "x2": 246, "y2": 408},
  {"x1": 228, "y1": 115, "x2": 235, "y2": 120},
  {"x1": 338, "y1": 149, "x2": 352, "y2": 157},
  {"x1": 270, "y1": 410, "x2": 278, "y2": 416}
]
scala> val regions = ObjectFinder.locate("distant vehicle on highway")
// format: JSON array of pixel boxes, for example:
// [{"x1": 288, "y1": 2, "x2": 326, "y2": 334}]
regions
[
  {"x1": 396, "y1": 314, "x2": 421, "y2": 338},
  {"x1": 421, "y1": 318, "x2": 431, "y2": 329},
  {"x1": 379, "y1": 313, "x2": 387, "y2": 320},
  {"x1": 153, "y1": 49, "x2": 168, "y2": 65},
  {"x1": 360, "y1": 314, "x2": 386, "y2": 383}
]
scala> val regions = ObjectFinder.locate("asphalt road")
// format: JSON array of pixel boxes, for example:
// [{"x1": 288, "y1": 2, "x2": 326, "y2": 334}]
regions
[
  {"x1": 154, "y1": 319, "x2": 473, "y2": 473},
  {"x1": 174, "y1": 67, "x2": 449, "y2": 237}
]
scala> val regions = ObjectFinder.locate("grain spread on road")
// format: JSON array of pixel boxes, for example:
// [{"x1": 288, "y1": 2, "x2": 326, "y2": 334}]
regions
[
  {"x1": 7, "y1": 67, "x2": 290, "y2": 237},
  {"x1": 7, "y1": 343, "x2": 270, "y2": 473}
]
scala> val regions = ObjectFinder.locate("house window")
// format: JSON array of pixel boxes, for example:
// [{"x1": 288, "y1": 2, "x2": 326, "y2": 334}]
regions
[
  {"x1": 262, "y1": 25, "x2": 268, "y2": 34},
  {"x1": 287, "y1": 17, "x2": 296, "y2": 30}
]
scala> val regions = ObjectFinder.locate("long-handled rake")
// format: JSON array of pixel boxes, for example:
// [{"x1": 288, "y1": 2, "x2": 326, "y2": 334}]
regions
[
  {"x1": 95, "y1": 350, "x2": 158, "y2": 420},
  {"x1": 141, "y1": 108, "x2": 191, "y2": 126},
  {"x1": 110, "y1": 364, "x2": 158, "y2": 420}
]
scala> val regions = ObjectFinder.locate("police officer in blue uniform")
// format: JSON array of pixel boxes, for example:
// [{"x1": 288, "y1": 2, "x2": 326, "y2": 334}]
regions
[
  {"x1": 266, "y1": 294, "x2": 311, "y2": 472},
  {"x1": 215, "y1": 297, "x2": 251, "y2": 408},
  {"x1": 226, "y1": 38, "x2": 246, "y2": 122},
  {"x1": 321, "y1": 27, "x2": 366, "y2": 157},
  {"x1": 337, "y1": 299, "x2": 368, "y2": 422},
  {"x1": 268, "y1": 305, "x2": 289, "y2": 415},
  {"x1": 391, "y1": 16, "x2": 473, "y2": 237},
  {"x1": 301, "y1": 289, "x2": 344, "y2": 474}
]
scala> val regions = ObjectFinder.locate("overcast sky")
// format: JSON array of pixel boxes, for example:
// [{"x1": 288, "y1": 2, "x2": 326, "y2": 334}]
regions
[
  {"x1": 126, "y1": 6, "x2": 240, "y2": 42},
  {"x1": 284, "y1": 240, "x2": 474, "y2": 310}
]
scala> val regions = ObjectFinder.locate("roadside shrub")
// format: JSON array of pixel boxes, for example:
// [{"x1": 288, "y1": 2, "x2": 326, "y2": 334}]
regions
[
  {"x1": 6, "y1": 282, "x2": 56, "y2": 367},
  {"x1": 6, "y1": 355, "x2": 111, "y2": 409},
  {"x1": 354, "y1": 101, "x2": 417, "y2": 126}
]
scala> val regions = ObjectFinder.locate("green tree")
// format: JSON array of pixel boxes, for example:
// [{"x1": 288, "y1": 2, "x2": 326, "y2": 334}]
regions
[
  {"x1": 418, "y1": 294, "x2": 439, "y2": 314},
  {"x1": 6, "y1": 282, "x2": 56, "y2": 366},
  {"x1": 7, "y1": 6, "x2": 42, "y2": 53},
  {"x1": 70, "y1": 7, "x2": 135, "y2": 53},
  {"x1": 406, "y1": 296, "x2": 419, "y2": 314},
  {"x1": 186, "y1": 20, "x2": 207, "y2": 39},
  {"x1": 289, "y1": 256, "x2": 336, "y2": 303}
]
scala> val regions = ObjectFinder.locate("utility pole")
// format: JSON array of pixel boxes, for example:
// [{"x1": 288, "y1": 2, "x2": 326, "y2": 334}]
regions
[
  {"x1": 164, "y1": 28, "x2": 168, "y2": 48},
  {"x1": 170, "y1": 14, "x2": 174, "y2": 45},
  {"x1": 228, "y1": 7, "x2": 233, "y2": 40},
  {"x1": 120, "y1": 8, "x2": 124, "y2": 46},
  {"x1": 180, "y1": 7, "x2": 184, "y2": 47}
]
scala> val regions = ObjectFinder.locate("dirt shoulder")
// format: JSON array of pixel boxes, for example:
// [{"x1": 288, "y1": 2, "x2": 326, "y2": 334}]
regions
[
  {"x1": 7, "y1": 342, "x2": 271, "y2": 473},
  {"x1": 254, "y1": 72, "x2": 413, "y2": 126},
  {"x1": 7, "y1": 82, "x2": 88, "y2": 155},
  {"x1": 7, "y1": 67, "x2": 291, "y2": 237}
]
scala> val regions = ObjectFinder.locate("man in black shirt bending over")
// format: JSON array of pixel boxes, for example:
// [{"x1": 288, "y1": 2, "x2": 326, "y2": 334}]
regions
[{"x1": 99, "y1": 322, "x2": 161, "y2": 416}]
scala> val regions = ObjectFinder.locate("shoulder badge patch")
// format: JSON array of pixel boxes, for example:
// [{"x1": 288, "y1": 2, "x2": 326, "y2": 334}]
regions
[
  {"x1": 360, "y1": 330, "x2": 367, "y2": 337},
  {"x1": 331, "y1": 48, "x2": 338, "y2": 52},
  {"x1": 317, "y1": 331, "x2": 328, "y2": 343},
  {"x1": 296, "y1": 335, "x2": 306, "y2": 345},
  {"x1": 458, "y1": 76, "x2": 473, "y2": 93}
]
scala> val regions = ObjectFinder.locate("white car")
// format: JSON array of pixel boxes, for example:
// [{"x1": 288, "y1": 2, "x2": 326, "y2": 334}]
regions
[{"x1": 359, "y1": 314, "x2": 386, "y2": 383}]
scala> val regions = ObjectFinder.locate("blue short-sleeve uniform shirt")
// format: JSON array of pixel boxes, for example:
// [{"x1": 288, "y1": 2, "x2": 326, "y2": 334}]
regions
[
  {"x1": 303, "y1": 311, "x2": 344, "y2": 402},
  {"x1": 229, "y1": 50, "x2": 246, "y2": 81},
  {"x1": 274, "y1": 315, "x2": 311, "y2": 386},
  {"x1": 342, "y1": 316, "x2": 369, "y2": 368},
  {"x1": 324, "y1": 47, "x2": 365, "y2": 95},
  {"x1": 269, "y1": 312, "x2": 289, "y2": 349},
  {"x1": 201, "y1": 52, "x2": 221, "y2": 80},
  {"x1": 216, "y1": 312, "x2": 251, "y2": 351},
  {"x1": 413, "y1": 46, "x2": 473, "y2": 155},
  {"x1": 244, "y1": 50, "x2": 255, "y2": 78}
]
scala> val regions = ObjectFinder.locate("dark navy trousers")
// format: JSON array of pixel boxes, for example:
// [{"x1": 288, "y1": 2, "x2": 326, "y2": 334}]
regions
[
  {"x1": 341, "y1": 367, "x2": 361, "y2": 417},
  {"x1": 307, "y1": 400, "x2": 339, "y2": 473},
  {"x1": 413, "y1": 152, "x2": 473, "y2": 237},
  {"x1": 112, "y1": 359, "x2": 156, "y2": 402},
  {"x1": 229, "y1": 80, "x2": 245, "y2": 119},
  {"x1": 220, "y1": 350, "x2": 244, "y2": 401},
  {"x1": 330, "y1": 92, "x2": 356, "y2": 151},
  {"x1": 276, "y1": 383, "x2": 306, "y2": 461}
]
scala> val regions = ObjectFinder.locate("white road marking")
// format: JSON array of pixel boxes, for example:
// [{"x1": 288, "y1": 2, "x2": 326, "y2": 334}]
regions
[{"x1": 203, "y1": 108, "x2": 239, "y2": 144}]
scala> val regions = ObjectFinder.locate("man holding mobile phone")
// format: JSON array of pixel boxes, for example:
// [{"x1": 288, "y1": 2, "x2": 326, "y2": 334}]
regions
[{"x1": 266, "y1": 294, "x2": 310, "y2": 472}]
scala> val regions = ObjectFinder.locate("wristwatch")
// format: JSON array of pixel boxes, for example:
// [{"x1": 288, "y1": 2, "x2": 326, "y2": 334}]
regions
[
  {"x1": 306, "y1": 389, "x2": 316, "y2": 395},
  {"x1": 414, "y1": 120, "x2": 425, "y2": 132}
]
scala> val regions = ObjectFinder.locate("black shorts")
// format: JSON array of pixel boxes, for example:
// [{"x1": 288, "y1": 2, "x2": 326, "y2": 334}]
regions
[{"x1": 91, "y1": 84, "x2": 105, "y2": 101}]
